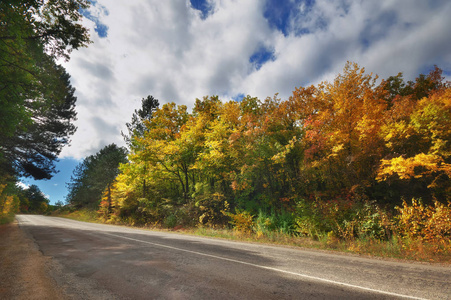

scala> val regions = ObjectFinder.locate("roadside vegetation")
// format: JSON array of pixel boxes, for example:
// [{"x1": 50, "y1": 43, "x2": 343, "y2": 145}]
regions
[
  {"x1": 55, "y1": 197, "x2": 451, "y2": 263},
  {"x1": 58, "y1": 63, "x2": 451, "y2": 263},
  {"x1": 1, "y1": 178, "x2": 63, "y2": 224},
  {"x1": 1, "y1": 1, "x2": 91, "y2": 222}
]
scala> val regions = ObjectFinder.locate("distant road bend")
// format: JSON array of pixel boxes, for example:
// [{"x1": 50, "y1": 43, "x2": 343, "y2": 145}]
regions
[{"x1": 16, "y1": 215, "x2": 451, "y2": 299}]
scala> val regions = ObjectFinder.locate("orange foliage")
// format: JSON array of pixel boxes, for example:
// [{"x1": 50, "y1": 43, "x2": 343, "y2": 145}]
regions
[
  {"x1": 227, "y1": 210, "x2": 254, "y2": 234},
  {"x1": 396, "y1": 199, "x2": 451, "y2": 253}
]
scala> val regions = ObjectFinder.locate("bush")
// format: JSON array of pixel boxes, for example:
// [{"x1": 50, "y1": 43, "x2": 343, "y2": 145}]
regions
[
  {"x1": 164, "y1": 213, "x2": 178, "y2": 228},
  {"x1": 353, "y1": 201, "x2": 392, "y2": 240},
  {"x1": 0, "y1": 183, "x2": 20, "y2": 224},
  {"x1": 294, "y1": 197, "x2": 392, "y2": 241},
  {"x1": 227, "y1": 210, "x2": 254, "y2": 234},
  {"x1": 395, "y1": 199, "x2": 451, "y2": 253}
]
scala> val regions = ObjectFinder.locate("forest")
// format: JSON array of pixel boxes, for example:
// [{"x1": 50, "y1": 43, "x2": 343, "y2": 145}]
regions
[{"x1": 63, "y1": 62, "x2": 451, "y2": 257}]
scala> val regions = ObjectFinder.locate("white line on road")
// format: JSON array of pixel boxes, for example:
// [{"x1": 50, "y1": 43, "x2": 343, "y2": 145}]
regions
[{"x1": 101, "y1": 232, "x2": 427, "y2": 300}]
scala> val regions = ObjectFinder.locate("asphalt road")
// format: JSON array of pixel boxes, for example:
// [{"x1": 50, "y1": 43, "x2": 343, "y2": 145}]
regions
[{"x1": 16, "y1": 215, "x2": 451, "y2": 300}]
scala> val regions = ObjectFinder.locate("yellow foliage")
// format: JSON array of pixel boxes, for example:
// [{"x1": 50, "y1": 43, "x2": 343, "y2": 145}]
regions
[
  {"x1": 377, "y1": 153, "x2": 450, "y2": 181},
  {"x1": 0, "y1": 183, "x2": 20, "y2": 222},
  {"x1": 227, "y1": 210, "x2": 254, "y2": 234},
  {"x1": 271, "y1": 136, "x2": 297, "y2": 163},
  {"x1": 396, "y1": 199, "x2": 451, "y2": 253}
]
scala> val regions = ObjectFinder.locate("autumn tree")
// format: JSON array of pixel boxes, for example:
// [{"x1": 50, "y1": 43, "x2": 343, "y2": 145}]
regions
[
  {"x1": 0, "y1": 178, "x2": 20, "y2": 222},
  {"x1": 121, "y1": 95, "x2": 160, "y2": 198},
  {"x1": 94, "y1": 63, "x2": 450, "y2": 230},
  {"x1": 377, "y1": 83, "x2": 450, "y2": 203},
  {"x1": 297, "y1": 62, "x2": 387, "y2": 198},
  {"x1": 118, "y1": 103, "x2": 191, "y2": 220},
  {"x1": 139, "y1": 103, "x2": 191, "y2": 200}
]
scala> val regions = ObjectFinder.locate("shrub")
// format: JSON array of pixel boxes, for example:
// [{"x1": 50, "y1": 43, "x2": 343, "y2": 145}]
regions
[
  {"x1": 294, "y1": 197, "x2": 392, "y2": 241},
  {"x1": 253, "y1": 210, "x2": 271, "y2": 237},
  {"x1": 254, "y1": 210, "x2": 297, "y2": 237},
  {"x1": 395, "y1": 198, "x2": 451, "y2": 253},
  {"x1": 164, "y1": 213, "x2": 178, "y2": 228},
  {"x1": 0, "y1": 183, "x2": 20, "y2": 224},
  {"x1": 227, "y1": 210, "x2": 254, "y2": 234}
]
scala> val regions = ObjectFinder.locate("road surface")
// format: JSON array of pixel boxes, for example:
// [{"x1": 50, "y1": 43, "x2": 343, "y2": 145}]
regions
[{"x1": 16, "y1": 215, "x2": 451, "y2": 299}]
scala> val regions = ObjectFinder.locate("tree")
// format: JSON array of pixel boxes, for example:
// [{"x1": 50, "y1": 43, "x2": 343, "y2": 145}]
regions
[
  {"x1": 66, "y1": 144, "x2": 127, "y2": 209},
  {"x1": 0, "y1": 0, "x2": 91, "y2": 60},
  {"x1": 0, "y1": 178, "x2": 20, "y2": 221},
  {"x1": 377, "y1": 86, "x2": 451, "y2": 202},
  {"x1": 121, "y1": 95, "x2": 160, "y2": 148},
  {"x1": 92, "y1": 144, "x2": 128, "y2": 213},
  {"x1": 121, "y1": 95, "x2": 159, "y2": 198},
  {"x1": 92, "y1": 63, "x2": 450, "y2": 230},
  {"x1": 1, "y1": 61, "x2": 77, "y2": 179},
  {"x1": 382, "y1": 66, "x2": 447, "y2": 106},
  {"x1": 137, "y1": 103, "x2": 190, "y2": 199},
  {"x1": 23, "y1": 184, "x2": 49, "y2": 213},
  {"x1": 298, "y1": 62, "x2": 387, "y2": 196},
  {"x1": 0, "y1": 0, "x2": 90, "y2": 180}
]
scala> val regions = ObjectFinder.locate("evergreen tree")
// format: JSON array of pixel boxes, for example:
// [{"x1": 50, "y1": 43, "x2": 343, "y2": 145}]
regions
[
  {"x1": 66, "y1": 144, "x2": 127, "y2": 208},
  {"x1": 121, "y1": 95, "x2": 159, "y2": 148},
  {"x1": 0, "y1": 0, "x2": 90, "y2": 179}
]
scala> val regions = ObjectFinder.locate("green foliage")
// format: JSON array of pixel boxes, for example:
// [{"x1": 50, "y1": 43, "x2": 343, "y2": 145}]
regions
[
  {"x1": 0, "y1": 0, "x2": 91, "y2": 180},
  {"x1": 294, "y1": 196, "x2": 392, "y2": 241},
  {"x1": 22, "y1": 184, "x2": 49, "y2": 214},
  {"x1": 164, "y1": 214, "x2": 178, "y2": 228},
  {"x1": 254, "y1": 210, "x2": 297, "y2": 236},
  {"x1": 66, "y1": 144, "x2": 127, "y2": 209}
]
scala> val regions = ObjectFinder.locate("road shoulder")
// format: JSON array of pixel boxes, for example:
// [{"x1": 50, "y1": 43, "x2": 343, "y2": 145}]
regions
[{"x1": 0, "y1": 220, "x2": 66, "y2": 300}]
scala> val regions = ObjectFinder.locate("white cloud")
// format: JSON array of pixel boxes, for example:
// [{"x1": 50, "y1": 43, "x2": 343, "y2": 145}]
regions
[
  {"x1": 16, "y1": 182, "x2": 30, "y2": 190},
  {"x1": 59, "y1": 0, "x2": 451, "y2": 159}
]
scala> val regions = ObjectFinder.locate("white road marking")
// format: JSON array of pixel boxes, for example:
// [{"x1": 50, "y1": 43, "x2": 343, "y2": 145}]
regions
[{"x1": 101, "y1": 232, "x2": 427, "y2": 300}]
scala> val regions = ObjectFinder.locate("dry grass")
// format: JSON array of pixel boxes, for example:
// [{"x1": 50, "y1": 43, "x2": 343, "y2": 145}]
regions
[
  {"x1": 53, "y1": 210, "x2": 451, "y2": 264},
  {"x1": 53, "y1": 208, "x2": 100, "y2": 223}
]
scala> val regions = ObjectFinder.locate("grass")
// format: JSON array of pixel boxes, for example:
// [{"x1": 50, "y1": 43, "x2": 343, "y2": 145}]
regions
[
  {"x1": 0, "y1": 214, "x2": 15, "y2": 225},
  {"x1": 51, "y1": 209, "x2": 451, "y2": 264},
  {"x1": 53, "y1": 208, "x2": 100, "y2": 223}
]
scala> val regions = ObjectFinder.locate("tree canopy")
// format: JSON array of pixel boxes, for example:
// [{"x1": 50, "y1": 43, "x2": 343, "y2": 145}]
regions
[
  {"x1": 82, "y1": 63, "x2": 450, "y2": 228},
  {"x1": 66, "y1": 144, "x2": 128, "y2": 209},
  {"x1": 121, "y1": 95, "x2": 160, "y2": 149},
  {"x1": 0, "y1": 0, "x2": 91, "y2": 180}
]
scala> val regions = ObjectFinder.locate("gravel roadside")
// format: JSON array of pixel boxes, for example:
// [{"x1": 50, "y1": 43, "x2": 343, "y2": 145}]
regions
[{"x1": 0, "y1": 220, "x2": 66, "y2": 300}]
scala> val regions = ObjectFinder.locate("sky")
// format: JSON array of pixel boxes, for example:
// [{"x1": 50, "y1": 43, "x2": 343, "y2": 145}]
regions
[{"x1": 21, "y1": 0, "x2": 451, "y2": 204}]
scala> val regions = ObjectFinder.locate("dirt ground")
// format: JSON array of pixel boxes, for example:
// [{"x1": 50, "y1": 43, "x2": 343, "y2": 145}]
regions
[{"x1": 0, "y1": 220, "x2": 66, "y2": 300}]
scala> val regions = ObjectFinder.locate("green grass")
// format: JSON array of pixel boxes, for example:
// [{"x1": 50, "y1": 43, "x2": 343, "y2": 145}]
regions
[{"x1": 0, "y1": 214, "x2": 15, "y2": 225}]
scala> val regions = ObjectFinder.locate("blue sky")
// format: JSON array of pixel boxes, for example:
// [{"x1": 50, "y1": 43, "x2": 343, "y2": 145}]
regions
[
  {"x1": 21, "y1": 159, "x2": 79, "y2": 204},
  {"x1": 26, "y1": 0, "x2": 451, "y2": 204}
]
